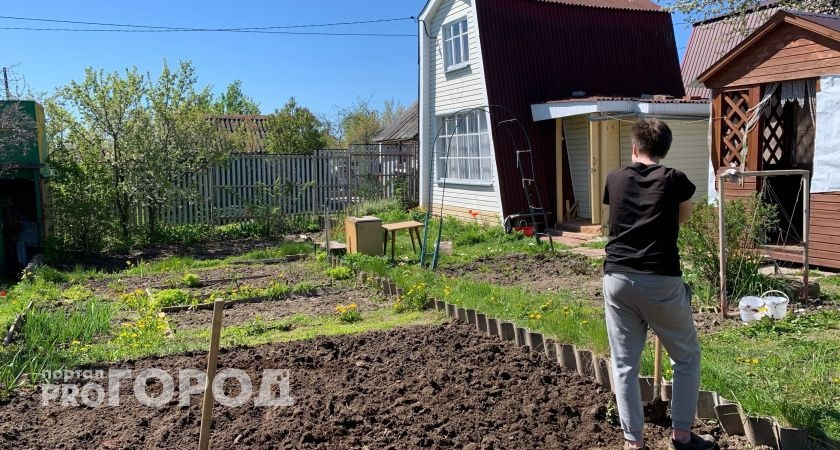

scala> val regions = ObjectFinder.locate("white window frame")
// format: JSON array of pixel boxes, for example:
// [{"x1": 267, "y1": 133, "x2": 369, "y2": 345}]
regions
[
  {"x1": 435, "y1": 110, "x2": 493, "y2": 185},
  {"x1": 443, "y1": 17, "x2": 470, "y2": 72}
]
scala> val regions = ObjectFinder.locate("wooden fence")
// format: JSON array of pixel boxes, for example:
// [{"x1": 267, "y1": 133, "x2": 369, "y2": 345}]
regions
[{"x1": 160, "y1": 144, "x2": 418, "y2": 226}]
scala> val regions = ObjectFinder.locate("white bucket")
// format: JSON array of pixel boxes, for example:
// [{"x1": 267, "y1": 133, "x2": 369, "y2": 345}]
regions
[
  {"x1": 762, "y1": 290, "x2": 790, "y2": 320},
  {"x1": 738, "y1": 296, "x2": 766, "y2": 322}
]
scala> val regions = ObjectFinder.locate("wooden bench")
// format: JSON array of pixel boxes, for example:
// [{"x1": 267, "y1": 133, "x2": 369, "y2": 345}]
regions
[{"x1": 382, "y1": 221, "x2": 424, "y2": 260}]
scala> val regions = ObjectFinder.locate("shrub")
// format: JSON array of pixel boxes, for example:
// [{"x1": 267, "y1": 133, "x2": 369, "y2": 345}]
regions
[
  {"x1": 326, "y1": 266, "x2": 353, "y2": 280},
  {"x1": 181, "y1": 273, "x2": 202, "y2": 288},
  {"x1": 679, "y1": 195, "x2": 790, "y2": 306},
  {"x1": 335, "y1": 303, "x2": 362, "y2": 323}
]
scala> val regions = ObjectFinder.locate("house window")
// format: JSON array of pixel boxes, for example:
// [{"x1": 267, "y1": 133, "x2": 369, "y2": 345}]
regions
[
  {"x1": 436, "y1": 110, "x2": 492, "y2": 183},
  {"x1": 443, "y1": 18, "x2": 469, "y2": 71}
]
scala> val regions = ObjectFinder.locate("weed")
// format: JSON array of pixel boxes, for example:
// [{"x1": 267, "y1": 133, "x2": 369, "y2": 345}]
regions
[
  {"x1": 265, "y1": 282, "x2": 291, "y2": 300},
  {"x1": 326, "y1": 266, "x2": 353, "y2": 281},
  {"x1": 107, "y1": 279, "x2": 127, "y2": 293},
  {"x1": 291, "y1": 281, "x2": 317, "y2": 296},
  {"x1": 60, "y1": 285, "x2": 94, "y2": 304},
  {"x1": 181, "y1": 273, "x2": 202, "y2": 288},
  {"x1": 152, "y1": 289, "x2": 193, "y2": 308},
  {"x1": 394, "y1": 282, "x2": 428, "y2": 313},
  {"x1": 335, "y1": 303, "x2": 362, "y2": 323}
]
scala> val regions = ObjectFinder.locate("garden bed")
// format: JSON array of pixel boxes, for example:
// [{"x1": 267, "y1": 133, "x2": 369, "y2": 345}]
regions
[
  {"x1": 0, "y1": 322, "x2": 754, "y2": 449},
  {"x1": 166, "y1": 284, "x2": 384, "y2": 329}
]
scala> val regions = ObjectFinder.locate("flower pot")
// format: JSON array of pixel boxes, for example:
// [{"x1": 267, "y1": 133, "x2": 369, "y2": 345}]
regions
[
  {"x1": 556, "y1": 343, "x2": 577, "y2": 371},
  {"x1": 574, "y1": 346, "x2": 594, "y2": 378}
]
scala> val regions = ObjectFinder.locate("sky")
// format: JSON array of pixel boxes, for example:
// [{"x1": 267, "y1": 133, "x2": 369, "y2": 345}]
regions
[{"x1": 1, "y1": 1, "x2": 694, "y2": 117}]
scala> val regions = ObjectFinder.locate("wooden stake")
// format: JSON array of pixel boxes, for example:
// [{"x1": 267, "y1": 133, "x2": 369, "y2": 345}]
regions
[{"x1": 198, "y1": 299, "x2": 225, "y2": 450}]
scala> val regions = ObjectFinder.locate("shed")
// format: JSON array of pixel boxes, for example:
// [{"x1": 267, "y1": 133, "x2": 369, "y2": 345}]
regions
[
  {"x1": 372, "y1": 102, "x2": 419, "y2": 147},
  {"x1": 698, "y1": 10, "x2": 840, "y2": 269}
]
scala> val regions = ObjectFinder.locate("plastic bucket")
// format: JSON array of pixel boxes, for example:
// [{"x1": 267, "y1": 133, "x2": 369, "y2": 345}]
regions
[
  {"x1": 738, "y1": 296, "x2": 766, "y2": 322},
  {"x1": 762, "y1": 290, "x2": 789, "y2": 320}
]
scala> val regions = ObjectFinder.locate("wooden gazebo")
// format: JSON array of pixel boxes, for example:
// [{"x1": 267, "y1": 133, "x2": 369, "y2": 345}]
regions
[{"x1": 698, "y1": 10, "x2": 840, "y2": 269}]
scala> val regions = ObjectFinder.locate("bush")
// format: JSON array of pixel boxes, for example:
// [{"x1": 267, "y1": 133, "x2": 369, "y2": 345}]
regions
[
  {"x1": 679, "y1": 195, "x2": 790, "y2": 306},
  {"x1": 291, "y1": 281, "x2": 317, "y2": 296}
]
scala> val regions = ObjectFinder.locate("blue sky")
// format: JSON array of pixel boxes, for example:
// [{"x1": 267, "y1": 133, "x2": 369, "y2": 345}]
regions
[{"x1": 2, "y1": 1, "x2": 693, "y2": 116}]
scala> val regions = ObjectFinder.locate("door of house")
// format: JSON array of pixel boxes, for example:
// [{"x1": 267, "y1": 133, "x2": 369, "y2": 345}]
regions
[{"x1": 589, "y1": 120, "x2": 621, "y2": 225}]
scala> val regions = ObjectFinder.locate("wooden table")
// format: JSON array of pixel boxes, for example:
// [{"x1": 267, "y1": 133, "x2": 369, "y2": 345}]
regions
[{"x1": 382, "y1": 220, "x2": 424, "y2": 260}]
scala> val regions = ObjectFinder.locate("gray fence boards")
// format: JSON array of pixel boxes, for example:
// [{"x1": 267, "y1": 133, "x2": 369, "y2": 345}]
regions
[{"x1": 154, "y1": 144, "x2": 417, "y2": 226}]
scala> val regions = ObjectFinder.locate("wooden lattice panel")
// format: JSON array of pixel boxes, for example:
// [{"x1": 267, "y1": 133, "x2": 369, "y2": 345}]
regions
[
  {"x1": 761, "y1": 90, "x2": 785, "y2": 168},
  {"x1": 720, "y1": 90, "x2": 751, "y2": 168}
]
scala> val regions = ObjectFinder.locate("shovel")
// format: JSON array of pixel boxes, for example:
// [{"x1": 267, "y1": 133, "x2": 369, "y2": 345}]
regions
[{"x1": 643, "y1": 334, "x2": 669, "y2": 423}]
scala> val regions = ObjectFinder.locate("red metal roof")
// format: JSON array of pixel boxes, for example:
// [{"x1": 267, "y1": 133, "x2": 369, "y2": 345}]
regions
[
  {"x1": 790, "y1": 10, "x2": 840, "y2": 33},
  {"x1": 476, "y1": 0, "x2": 685, "y2": 218},
  {"x1": 537, "y1": 0, "x2": 661, "y2": 11},
  {"x1": 680, "y1": 6, "x2": 780, "y2": 98}
]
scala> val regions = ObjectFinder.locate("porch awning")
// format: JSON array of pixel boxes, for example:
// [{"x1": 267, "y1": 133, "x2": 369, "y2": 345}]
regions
[{"x1": 530, "y1": 97, "x2": 710, "y2": 122}]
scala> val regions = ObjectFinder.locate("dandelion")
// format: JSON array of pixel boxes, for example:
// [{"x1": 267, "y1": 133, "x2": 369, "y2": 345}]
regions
[
  {"x1": 535, "y1": 313, "x2": 542, "y2": 320},
  {"x1": 750, "y1": 358, "x2": 759, "y2": 365},
  {"x1": 70, "y1": 340, "x2": 81, "y2": 346}
]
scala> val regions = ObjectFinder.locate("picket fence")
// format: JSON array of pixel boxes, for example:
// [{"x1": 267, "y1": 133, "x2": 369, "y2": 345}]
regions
[{"x1": 157, "y1": 144, "x2": 418, "y2": 226}]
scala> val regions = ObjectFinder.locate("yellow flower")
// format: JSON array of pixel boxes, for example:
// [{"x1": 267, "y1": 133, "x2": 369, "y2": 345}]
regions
[
  {"x1": 580, "y1": 320, "x2": 588, "y2": 325},
  {"x1": 70, "y1": 340, "x2": 81, "y2": 346},
  {"x1": 535, "y1": 314, "x2": 542, "y2": 320},
  {"x1": 750, "y1": 358, "x2": 759, "y2": 365}
]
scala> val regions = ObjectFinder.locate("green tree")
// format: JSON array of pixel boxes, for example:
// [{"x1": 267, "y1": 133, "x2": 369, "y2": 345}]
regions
[
  {"x1": 52, "y1": 61, "x2": 239, "y2": 245},
  {"x1": 0, "y1": 102, "x2": 36, "y2": 178},
  {"x1": 668, "y1": 0, "x2": 839, "y2": 29},
  {"x1": 264, "y1": 97, "x2": 328, "y2": 155},
  {"x1": 329, "y1": 98, "x2": 406, "y2": 147},
  {"x1": 212, "y1": 80, "x2": 260, "y2": 115},
  {"x1": 58, "y1": 67, "x2": 145, "y2": 241}
]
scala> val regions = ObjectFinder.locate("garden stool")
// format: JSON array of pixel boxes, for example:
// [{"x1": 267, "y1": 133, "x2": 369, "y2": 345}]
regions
[{"x1": 382, "y1": 221, "x2": 424, "y2": 260}]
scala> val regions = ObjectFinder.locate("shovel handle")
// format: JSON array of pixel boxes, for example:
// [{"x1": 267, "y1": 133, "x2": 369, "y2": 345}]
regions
[{"x1": 653, "y1": 335, "x2": 663, "y2": 393}]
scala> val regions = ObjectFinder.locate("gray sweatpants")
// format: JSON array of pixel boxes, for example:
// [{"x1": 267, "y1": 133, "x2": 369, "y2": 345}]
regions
[{"x1": 603, "y1": 271, "x2": 701, "y2": 442}]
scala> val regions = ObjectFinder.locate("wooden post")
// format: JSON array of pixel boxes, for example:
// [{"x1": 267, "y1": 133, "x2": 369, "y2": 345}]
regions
[
  {"x1": 198, "y1": 299, "x2": 225, "y2": 450},
  {"x1": 718, "y1": 175, "x2": 727, "y2": 318},
  {"x1": 802, "y1": 174, "x2": 810, "y2": 301},
  {"x1": 589, "y1": 121, "x2": 601, "y2": 225}
]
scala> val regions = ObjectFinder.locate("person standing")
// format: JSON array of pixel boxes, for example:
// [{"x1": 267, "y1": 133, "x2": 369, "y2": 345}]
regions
[{"x1": 602, "y1": 118, "x2": 715, "y2": 450}]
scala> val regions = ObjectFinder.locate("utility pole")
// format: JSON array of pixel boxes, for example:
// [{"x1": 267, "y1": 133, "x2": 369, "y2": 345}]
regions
[{"x1": 2, "y1": 67, "x2": 10, "y2": 100}]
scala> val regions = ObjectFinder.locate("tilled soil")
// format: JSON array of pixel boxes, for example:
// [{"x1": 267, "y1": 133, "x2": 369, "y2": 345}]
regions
[
  {"x1": 167, "y1": 285, "x2": 385, "y2": 329},
  {"x1": 441, "y1": 253, "x2": 604, "y2": 302},
  {"x1": 86, "y1": 259, "x2": 326, "y2": 300},
  {"x1": 0, "y1": 323, "x2": 751, "y2": 449}
]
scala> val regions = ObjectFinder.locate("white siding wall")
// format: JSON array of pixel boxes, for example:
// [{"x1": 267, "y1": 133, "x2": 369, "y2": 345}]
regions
[
  {"x1": 422, "y1": 0, "x2": 504, "y2": 222},
  {"x1": 564, "y1": 116, "x2": 591, "y2": 219},
  {"x1": 619, "y1": 120, "x2": 709, "y2": 202}
]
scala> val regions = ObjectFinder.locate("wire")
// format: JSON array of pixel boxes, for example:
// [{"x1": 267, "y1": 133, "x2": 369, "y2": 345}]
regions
[
  {"x1": 0, "y1": 26, "x2": 415, "y2": 36},
  {"x1": 0, "y1": 14, "x2": 416, "y2": 32}
]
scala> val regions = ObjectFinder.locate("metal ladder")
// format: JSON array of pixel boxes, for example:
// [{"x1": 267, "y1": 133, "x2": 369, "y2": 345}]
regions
[{"x1": 514, "y1": 143, "x2": 555, "y2": 252}]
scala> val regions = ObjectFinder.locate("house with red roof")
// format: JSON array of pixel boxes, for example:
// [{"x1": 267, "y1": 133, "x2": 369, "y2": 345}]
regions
[{"x1": 418, "y1": 0, "x2": 711, "y2": 232}]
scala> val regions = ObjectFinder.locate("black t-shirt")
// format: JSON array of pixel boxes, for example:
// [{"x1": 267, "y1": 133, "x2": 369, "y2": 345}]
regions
[{"x1": 602, "y1": 163, "x2": 696, "y2": 276}]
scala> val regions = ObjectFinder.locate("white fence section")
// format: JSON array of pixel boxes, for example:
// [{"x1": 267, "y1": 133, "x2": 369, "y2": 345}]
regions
[{"x1": 161, "y1": 144, "x2": 418, "y2": 226}]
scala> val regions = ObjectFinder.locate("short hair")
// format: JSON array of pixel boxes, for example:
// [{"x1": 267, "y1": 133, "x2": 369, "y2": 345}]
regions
[{"x1": 631, "y1": 118, "x2": 672, "y2": 159}]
